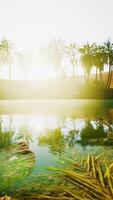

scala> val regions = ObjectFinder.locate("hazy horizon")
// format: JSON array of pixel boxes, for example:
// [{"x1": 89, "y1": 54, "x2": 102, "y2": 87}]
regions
[
  {"x1": 0, "y1": 0, "x2": 112, "y2": 80},
  {"x1": 0, "y1": 0, "x2": 113, "y2": 51}
]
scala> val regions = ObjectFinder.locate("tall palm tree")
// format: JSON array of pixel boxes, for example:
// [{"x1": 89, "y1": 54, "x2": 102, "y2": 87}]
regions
[
  {"x1": 104, "y1": 39, "x2": 113, "y2": 88},
  {"x1": 64, "y1": 43, "x2": 78, "y2": 79},
  {"x1": 16, "y1": 50, "x2": 32, "y2": 80},
  {"x1": 39, "y1": 46, "x2": 51, "y2": 78},
  {"x1": 47, "y1": 39, "x2": 65, "y2": 78},
  {"x1": 79, "y1": 42, "x2": 95, "y2": 83},
  {"x1": 0, "y1": 39, "x2": 14, "y2": 80},
  {"x1": 93, "y1": 44, "x2": 107, "y2": 86}
]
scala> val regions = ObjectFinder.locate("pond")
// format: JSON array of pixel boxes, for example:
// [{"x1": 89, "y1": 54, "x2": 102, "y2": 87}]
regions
[{"x1": 0, "y1": 100, "x2": 113, "y2": 198}]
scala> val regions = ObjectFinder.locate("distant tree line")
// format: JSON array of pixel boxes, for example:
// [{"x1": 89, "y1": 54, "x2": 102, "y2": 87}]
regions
[
  {"x1": 0, "y1": 38, "x2": 113, "y2": 88},
  {"x1": 40, "y1": 38, "x2": 113, "y2": 88}
]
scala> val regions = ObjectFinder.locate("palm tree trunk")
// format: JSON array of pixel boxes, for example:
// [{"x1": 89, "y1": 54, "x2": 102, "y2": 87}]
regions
[
  {"x1": 87, "y1": 71, "x2": 90, "y2": 83},
  {"x1": 106, "y1": 64, "x2": 111, "y2": 88},
  {"x1": 101, "y1": 71, "x2": 104, "y2": 88},
  {"x1": 99, "y1": 70, "x2": 103, "y2": 88},
  {"x1": 84, "y1": 69, "x2": 87, "y2": 81},
  {"x1": 108, "y1": 68, "x2": 113, "y2": 88},
  {"x1": 99, "y1": 70, "x2": 101, "y2": 82},
  {"x1": 95, "y1": 67, "x2": 98, "y2": 82}
]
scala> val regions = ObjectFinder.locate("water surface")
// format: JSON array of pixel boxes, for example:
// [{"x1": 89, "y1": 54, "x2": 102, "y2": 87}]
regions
[{"x1": 0, "y1": 100, "x2": 113, "y2": 194}]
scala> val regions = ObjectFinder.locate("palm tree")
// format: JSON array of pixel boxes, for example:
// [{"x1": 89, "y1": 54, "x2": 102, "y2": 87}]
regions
[
  {"x1": 104, "y1": 39, "x2": 113, "y2": 88},
  {"x1": 64, "y1": 43, "x2": 78, "y2": 79},
  {"x1": 39, "y1": 46, "x2": 51, "y2": 78},
  {"x1": 79, "y1": 42, "x2": 95, "y2": 83},
  {"x1": 93, "y1": 44, "x2": 107, "y2": 86},
  {"x1": 47, "y1": 39, "x2": 65, "y2": 78},
  {"x1": 0, "y1": 39, "x2": 14, "y2": 80},
  {"x1": 16, "y1": 50, "x2": 32, "y2": 80}
]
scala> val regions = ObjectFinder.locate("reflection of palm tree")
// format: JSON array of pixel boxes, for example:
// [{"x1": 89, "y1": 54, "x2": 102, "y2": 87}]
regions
[
  {"x1": 0, "y1": 117, "x2": 2, "y2": 131},
  {"x1": 65, "y1": 129, "x2": 78, "y2": 148},
  {"x1": 9, "y1": 116, "x2": 13, "y2": 131},
  {"x1": 38, "y1": 127, "x2": 78, "y2": 154},
  {"x1": 80, "y1": 120, "x2": 106, "y2": 143},
  {"x1": 38, "y1": 128, "x2": 65, "y2": 154},
  {"x1": 107, "y1": 109, "x2": 113, "y2": 124},
  {"x1": 0, "y1": 117, "x2": 13, "y2": 148},
  {"x1": 17, "y1": 125, "x2": 33, "y2": 146}
]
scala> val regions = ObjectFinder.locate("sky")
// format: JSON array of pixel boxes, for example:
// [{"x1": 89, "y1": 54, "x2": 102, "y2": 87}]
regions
[
  {"x1": 0, "y1": 0, "x2": 113, "y2": 50},
  {"x1": 0, "y1": 0, "x2": 112, "y2": 79}
]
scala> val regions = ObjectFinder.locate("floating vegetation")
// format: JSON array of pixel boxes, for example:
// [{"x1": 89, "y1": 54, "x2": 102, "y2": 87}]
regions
[
  {"x1": 0, "y1": 114, "x2": 113, "y2": 199},
  {"x1": 55, "y1": 153, "x2": 113, "y2": 200},
  {"x1": 0, "y1": 142, "x2": 35, "y2": 194},
  {"x1": 38, "y1": 128, "x2": 65, "y2": 154},
  {"x1": 1, "y1": 153, "x2": 113, "y2": 200}
]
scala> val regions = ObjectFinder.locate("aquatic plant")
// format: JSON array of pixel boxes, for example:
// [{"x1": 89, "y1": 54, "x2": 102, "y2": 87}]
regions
[
  {"x1": 53, "y1": 153, "x2": 113, "y2": 200},
  {"x1": 0, "y1": 143, "x2": 35, "y2": 193},
  {"x1": 5, "y1": 153, "x2": 113, "y2": 200},
  {"x1": 0, "y1": 130, "x2": 13, "y2": 149},
  {"x1": 38, "y1": 128, "x2": 65, "y2": 154},
  {"x1": 15, "y1": 125, "x2": 33, "y2": 146}
]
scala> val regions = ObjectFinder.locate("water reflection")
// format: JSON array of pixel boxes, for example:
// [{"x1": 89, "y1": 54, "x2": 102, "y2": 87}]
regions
[
  {"x1": 0, "y1": 100, "x2": 113, "y2": 196},
  {"x1": 0, "y1": 115, "x2": 113, "y2": 150},
  {"x1": 16, "y1": 125, "x2": 33, "y2": 146},
  {"x1": 0, "y1": 116, "x2": 14, "y2": 149},
  {"x1": 38, "y1": 128, "x2": 65, "y2": 154},
  {"x1": 80, "y1": 120, "x2": 107, "y2": 144},
  {"x1": 0, "y1": 107, "x2": 112, "y2": 194}
]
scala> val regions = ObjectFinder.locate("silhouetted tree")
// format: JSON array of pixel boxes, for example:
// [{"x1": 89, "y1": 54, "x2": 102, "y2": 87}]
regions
[
  {"x1": 47, "y1": 39, "x2": 65, "y2": 77},
  {"x1": 64, "y1": 43, "x2": 78, "y2": 78},
  {"x1": 0, "y1": 39, "x2": 14, "y2": 80},
  {"x1": 103, "y1": 39, "x2": 113, "y2": 88},
  {"x1": 79, "y1": 43, "x2": 95, "y2": 82}
]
